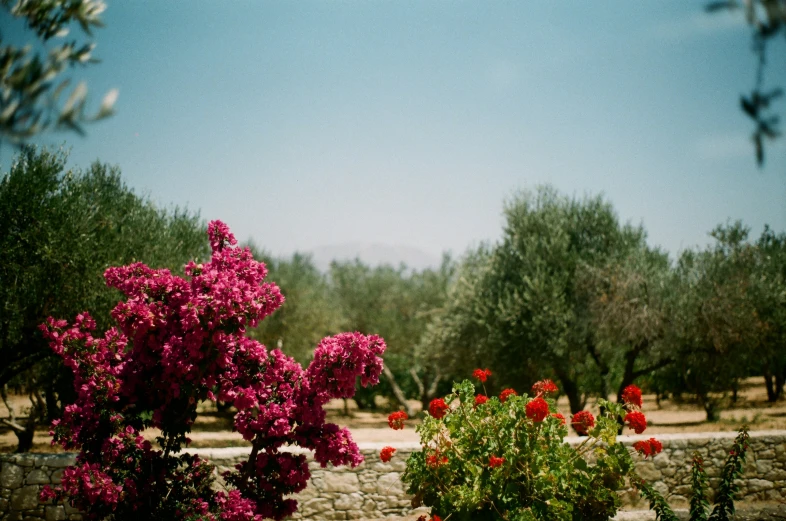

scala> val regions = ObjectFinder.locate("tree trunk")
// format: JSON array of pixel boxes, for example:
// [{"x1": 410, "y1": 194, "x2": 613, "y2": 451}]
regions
[
  {"x1": 586, "y1": 340, "x2": 610, "y2": 400},
  {"x1": 45, "y1": 387, "x2": 59, "y2": 423},
  {"x1": 382, "y1": 365, "x2": 416, "y2": 418},
  {"x1": 411, "y1": 367, "x2": 442, "y2": 413},
  {"x1": 765, "y1": 372, "x2": 777, "y2": 402},
  {"x1": 776, "y1": 370, "x2": 785, "y2": 402},
  {"x1": 1, "y1": 414, "x2": 36, "y2": 453},
  {"x1": 553, "y1": 366, "x2": 585, "y2": 414},
  {"x1": 700, "y1": 394, "x2": 719, "y2": 422}
]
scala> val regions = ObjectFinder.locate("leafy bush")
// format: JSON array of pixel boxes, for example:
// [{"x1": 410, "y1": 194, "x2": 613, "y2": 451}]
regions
[
  {"x1": 38, "y1": 221, "x2": 387, "y2": 520},
  {"x1": 632, "y1": 427, "x2": 751, "y2": 521},
  {"x1": 397, "y1": 373, "x2": 655, "y2": 521}
]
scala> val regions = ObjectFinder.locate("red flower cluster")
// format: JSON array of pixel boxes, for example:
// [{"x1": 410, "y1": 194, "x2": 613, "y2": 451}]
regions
[
  {"x1": 474, "y1": 394, "x2": 488, "y2": 407},
  {"x1": 380, "y1": 446, "x2": 396, "y2": 463},
  {"x1": 525, "y1": 397, "x2": 549, "y2": 422},
  {"x1": 473, "y1": 368, "x2": 492, "y2": 382},
  {"x1": 531, "y1": 379, "x2": 558, "y2": 397},
  {"x1": 417, "y1": 516, "x2": 442, "y2": 521},
  {"x1": 488, "y1": 456, "x2": 505, "y2": 468},
  {"x1": 388, "y1": 411, "x2": 408, "y2": 430},
  {"x1": 622, "y1": 385, "x2": 643, "y2": 408},
  {"x1": 633, "y1": 438, "x2": 663, "y2": 459},
  {"x1": 429, "y1": 398, "x2": 449, "y2": 419},
  {"x1": 38, "y1": 221, "x2": 388, "y2": 521},
  {"x1": 571, "y1": 411, "x2": 595, "y2": 435},
  {"x1": 499, "y1": 388, "x2": 518, "y2": 403},
  {"x1": 624, "y1": 411, "x2": 647, "y2": 434},
  {"x1": 426, "y1": 452, "x2": 449, "y2": 468},
  {"x1": 552, "y1": 413, "x2": 566, "y2": 426}
]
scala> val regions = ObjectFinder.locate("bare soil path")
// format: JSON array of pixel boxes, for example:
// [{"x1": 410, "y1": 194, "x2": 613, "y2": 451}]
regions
[{"x1": 2, "y1": 377, "x2": 784, "y2": 452}]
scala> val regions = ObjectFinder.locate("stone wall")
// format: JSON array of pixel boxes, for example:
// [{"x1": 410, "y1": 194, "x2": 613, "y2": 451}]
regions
[{"x1": 2, "y1": 430, "x2": 785, "y2": 520}]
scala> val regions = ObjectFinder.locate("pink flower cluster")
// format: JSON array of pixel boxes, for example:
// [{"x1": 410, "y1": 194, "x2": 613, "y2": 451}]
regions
[{"x1": 38, "y1": 221, "x2": 386, "y2": 521}]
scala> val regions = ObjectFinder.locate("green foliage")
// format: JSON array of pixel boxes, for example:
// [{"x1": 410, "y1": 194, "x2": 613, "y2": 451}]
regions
[
  {"x1": 247, "y1": 250, "x2": 344, "y2": 365},
  {"x1": 424, "y1": 186, "x2": 646, "y2": 414},
  {"x1": 706, "y1": 0, "x2": 785, "y2": 165},
  {"x1": 1, "y1": 0, "x2": 116, "y2": 144},
  {"x1": 662, "y1": 223, "x2": 760, "y2": 420},
  {"x1": 631, "y1": 427, "x2": 751, "y2": 521},
  {"x1": 330, "y1": 258, "x2": 453, "y2": 409},
  {"x1": 0, "y1": 146, "x2": 206, "y2": 397},
  {"x1": 708, "y1": 428, "x2": 751, "y2": 521},
  {"x1": 581, "y1": 244, "x2": 675, "y2": 402},
  {"x1": 689, "y1": 453, "x2": 710, "y2": 521},
  {"x1": 752, "y1": 225, "x2": 786, "y2": 401},
  {"x1": 402, "y1": 380, "x2": 638, "y2": 521},
  {"x1": 630, "y1": 476, "x2": 679, "y2": 521}
]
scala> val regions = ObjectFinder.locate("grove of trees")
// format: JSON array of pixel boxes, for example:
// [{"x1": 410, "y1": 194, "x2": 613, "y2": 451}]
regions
[
  {"x1": 0, "y1": 146, "x2": 207, "y2": 450},
  {"x1": 2, "y1": 148, "x2": 784, "y2": 452}
]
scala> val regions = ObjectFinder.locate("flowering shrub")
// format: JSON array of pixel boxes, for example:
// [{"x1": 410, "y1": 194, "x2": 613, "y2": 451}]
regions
[
  {"x1": 634, "y1": 428, "x2": 751, "y2": 521},
  {"x1": 428, "y1": 398, "x2": 449, "y2": 419},
  {"x1": 388, "y1": 411, "x2": 408, "y2": 430},
  {"x1": 632, "y1": 438, "x2": 663, "y2": 459},
  {"x1": 531, "y1": 379, "x2": 558, "y2": 397},
  {"x1": 473, "y1": 368, "x2": 492, "y2": 382},
  {"x1": 572, "y1": 410, "x2": 596, "y2": 435},
  {"x1": 525, "y1": 397, "x2": 549, "y2": 422},
  {"x1": 37, "y1": 221, "x2": 387, "y2": 520},
  {"x1": 624, "y1": 411, "x2": 648, "y2": 434},
  {"x1": 499, "y1": 388, "x2": 517, "y2": 403},
  {"x1": 398, "y1": 371, "x2": 659, "y2": 521},
  {"x1": 621, "y1": 384, "x2": 643, "y2": 408},
  {"x1": 380, "y1": 446, "x2": 396, "y2": 463}
]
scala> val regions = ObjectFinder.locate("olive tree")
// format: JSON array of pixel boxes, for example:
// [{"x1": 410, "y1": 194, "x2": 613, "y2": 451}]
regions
[{"x1": 0, "y1": 146, "x2": 206, "y2": 450}]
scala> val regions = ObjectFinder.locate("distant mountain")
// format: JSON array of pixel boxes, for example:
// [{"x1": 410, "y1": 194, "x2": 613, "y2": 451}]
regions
[{"x1": 308, "y1": 243, "x2": 442, "y2": 272}]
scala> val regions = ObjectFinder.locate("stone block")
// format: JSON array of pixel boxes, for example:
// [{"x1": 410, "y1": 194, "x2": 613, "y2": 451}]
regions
[
  {"x1": 11, "y1": 486, "x2": 40, "y2": 511},
  {"x1": 26, "y1": 470, "x2": 50, "y2": 486},
  {"x1": 334, "y1": 493, "x2": 363, "y2": 511},
  {"x1": 748, "y1": 478, "x2": 774, "y2": 492},
  {"x1": 322, "y1": 473, "x2": 359, "y2": 493},
  {"x1": 299, "y1": 498, "x2": 333, "y2": 516},
  {"x1": 1, "y1": 463, "x2": 24, "y2": 489},
  {"x1": 13, "y1": 455, "x2": 36, "y2": 468},
  {"x1": 376, "y1": 472, "x2": 404, "y2": 495},
  {"x1": 636, "y1": 463, "x2": 660, "y2": 482},
  {"x1": 45, "y1": 506, "x2": 66, "y2": 521}
]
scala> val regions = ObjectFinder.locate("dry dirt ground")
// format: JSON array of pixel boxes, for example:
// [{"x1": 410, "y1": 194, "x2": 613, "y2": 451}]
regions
[{"x1": 2, "y1": 377, "x2": 785, "y2": 453}]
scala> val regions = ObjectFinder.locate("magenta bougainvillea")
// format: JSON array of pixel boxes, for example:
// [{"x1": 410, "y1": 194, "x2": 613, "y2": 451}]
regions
[{"x1": 38, "y1": 221, "x2": 386, "y2": 521}]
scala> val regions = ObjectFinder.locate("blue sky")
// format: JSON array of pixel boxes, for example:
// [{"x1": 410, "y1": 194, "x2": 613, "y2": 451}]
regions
[{"x1": 11, "y1": 1, "x2": 786, "y2": 262}]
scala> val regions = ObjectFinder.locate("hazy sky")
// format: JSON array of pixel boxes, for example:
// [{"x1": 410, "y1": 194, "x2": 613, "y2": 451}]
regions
[{"x1": 12, "y1": 1, "x2": 786, "y2": 262}]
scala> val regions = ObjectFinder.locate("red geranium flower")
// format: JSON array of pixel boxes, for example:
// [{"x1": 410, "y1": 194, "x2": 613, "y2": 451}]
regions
[
  {"x1": 474, "y1": 394, "x2": 488, "y2": 407},
  {"x1": 531, "y1": 379, "x2": 558, "y2": 397},
  {"x1": 551, "y1": 412, "x2": 566, "y2": 426},
  {"x1": 633, "y1": 438, "x2": 663, "y2": 459},
  {"x1": 432, "y1": 516, "x2": 442, "y2": 521},
  {"x1": 388, "y1": 411, "x2": 408, "y2": 430},
  {"x1": 624, "y1": 411, "x2": 647, "y2": 434},
  {"x1": 473, "y1": 368, "x2": 492, "y2": 382},
  {"x1": 488, "y1": 455, "x2": 505, "y2": 468},
  {"x1": 426, "y1": 452, "x2": 448, "y2": 468},
  {"x1": 525, "y1": 397, "x2": 549, "y2": 422},
  {"x1": 429, "y1": 398, "x2": 449, "y2": 419},
  {"x1": 380, "y1": 446, "x2": 396, "y2": 462},
  {"x1": 499, "y1": 388, "x2": 518, "y2": 403},
  {"x1": 571, "y1": 411, "x2": 595, "y2": 435},
  {"x1": 622, "y1": 384, "x2": 643, "y2": 408}
]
